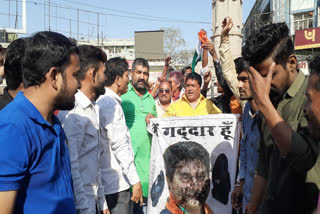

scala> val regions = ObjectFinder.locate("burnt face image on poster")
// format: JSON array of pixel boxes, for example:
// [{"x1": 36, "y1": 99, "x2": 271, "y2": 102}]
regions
[
  {"x1": 211, "y1": 153, "x2": 231, "y2": 205},
  {"x1": 151, "y1": 170, "x2": 165, "y2": 207}
]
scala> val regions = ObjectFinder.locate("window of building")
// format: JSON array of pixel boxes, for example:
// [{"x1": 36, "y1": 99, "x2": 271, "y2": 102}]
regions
[{"x1": 293, "y1": 12, "x2": 313, "y2": 31}]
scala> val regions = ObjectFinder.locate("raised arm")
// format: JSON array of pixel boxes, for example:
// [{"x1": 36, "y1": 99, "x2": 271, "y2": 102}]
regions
[
  {"x1": 203, "y1": 42, "x2": 232, "y2": 98},
  {"x1": 219, "y1": 16, "x2": 246, "y2": 107},
  {"x1": 150, "y1": 56, "x2": 171, "y2": 98}
]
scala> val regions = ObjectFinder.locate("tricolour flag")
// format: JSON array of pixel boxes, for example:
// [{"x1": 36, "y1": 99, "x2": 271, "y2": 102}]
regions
[{"x1": 191, "y1": 38, "x2": 203, "y2": 72}]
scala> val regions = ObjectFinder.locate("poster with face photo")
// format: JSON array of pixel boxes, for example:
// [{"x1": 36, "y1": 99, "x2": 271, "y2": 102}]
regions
[{"x1": 147, "y1": 114, "x2": 240, "y2": 214}]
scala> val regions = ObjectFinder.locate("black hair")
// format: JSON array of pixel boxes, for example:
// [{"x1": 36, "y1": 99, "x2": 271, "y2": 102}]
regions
[
  {"x1": 185, "y1": 72, "x2": 202, "y2": 87},
  {"x1": 182, "y1": 66, "x2": 192, "y2": 75},
  {"x1": 77, "y1": 45, "x2": 107, "y2": 81},
  {"x1": 22, "y1": 31, "x2": 78, "y2": 88},
  {"x1": 234, "y1": 57, "x2": 250, "y2": 74},
  {"x1": 308, "y1": 56, "x2": 320, "y2": 91},
  {"x1": 132, "y1": 58, "x2": 149, "y2": 72},
  {"x1": 4, "y1": 38, "x2": 26, "y2": 90},
  {"x1": 105, "y1": 57, "x2": 129, "y2": 86},
  {"x1": 242, "y1": 23, "x2": 294, "y2": 69},
  {"x1": 163, "y1": 141, "x2": 209, "y2": 181}
]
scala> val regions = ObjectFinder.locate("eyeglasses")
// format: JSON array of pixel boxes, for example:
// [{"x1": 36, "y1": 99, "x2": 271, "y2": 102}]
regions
[{"x1": 159, "y1": 89, "x2": 170, "y2": 93}]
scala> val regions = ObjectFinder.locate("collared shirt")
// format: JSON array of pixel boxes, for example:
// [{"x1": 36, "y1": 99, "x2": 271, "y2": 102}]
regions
[
  {"x1": 0, "y1": 92, "x2": 76, "y2": 214},
  {"x1": 0, "y1": 87, "x2": 13, "y2": 110},
  {"x1": 219, "y1": 37, "x2": 247, "y2": 109},
  {"x1": 155, "y1": 98, "x2": 171, "y2": 117},
  {"x1": 58, "y1": 91, "x2": 107, "y2": 214},
  {"x1": 121, "y1": 83, "x2": 157, "y2": 197},
  {"x1": 97, "y1": 88, "x2": 140, "y2": 195},
  {"x1": 256, "y1": 71, "x2": 319, "y2": 214},
  {"x1": 239, "y1": 102, "x2": 260, "y2": 213},
  {"x1": 163, "y1": 94, "x2": 222, "y2": 117}
]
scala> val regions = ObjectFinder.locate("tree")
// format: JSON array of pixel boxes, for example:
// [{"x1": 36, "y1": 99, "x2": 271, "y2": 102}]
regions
[
  {"x1": 161, "y1": 27, "x2": 188, "y2": 66},
  {"x1": 177, "y1": 49, "x2": 194, "y2": 66}
]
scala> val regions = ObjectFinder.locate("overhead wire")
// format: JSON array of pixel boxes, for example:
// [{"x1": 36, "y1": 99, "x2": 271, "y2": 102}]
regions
[
  {"x1": 61, "y1": 0, "x2": 211, "y2": 24},
  {"x1": 0, "y1": 0, "x2": 211, "y2": 24}
]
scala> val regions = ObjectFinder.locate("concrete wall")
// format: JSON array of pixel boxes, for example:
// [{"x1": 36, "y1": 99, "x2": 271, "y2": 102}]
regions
[{"x1": 211, "y1": 0, "x2": 243, "y2": 59}]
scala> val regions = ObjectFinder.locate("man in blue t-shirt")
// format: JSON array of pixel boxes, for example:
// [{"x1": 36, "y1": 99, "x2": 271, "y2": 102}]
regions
[{"x1": 0, "y1": 31, "x2": 80, "y2": 214}]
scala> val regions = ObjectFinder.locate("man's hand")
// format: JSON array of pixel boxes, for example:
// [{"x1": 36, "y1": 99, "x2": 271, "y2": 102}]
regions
[
  {"x1": 202, "y1": 42, "x2": 218, "y2": 62},
  {"x1": 101, "y1": 209, "x2": 110, "y2": 214},
  {"x1": 156, "y1": 77, "x2": 163, "y2": 87},
  {"x1": 247, "y1": 64, "x2": 274, "y2": 108},
  {"x1": 161, "y1": 56, "x2": 171, "y2": 80},
  {"x1": 201, "y1": 28, "x2": 207, "y2": 37},
  {"x1": 145, "y1": 113, "x2": 155, "y2": 125},
  {"x1": 203, "y1": 71, "x2": 212, "y2": 85},
  {"x1": 231, "y1": 185, "x2": 243, "y2": 210},
  {"x1": 244, "y1": 202, "x2": 258, "y2": 214},
  {"x1": 221, "y1": 16, "x2": 233, "y2": 39},
  {"x1": 131, "y1": 182, "x2": 143, "y2": 207},
  {"x1": 165, "y1": 56, "x2": 171, "y2": 67},
  {"x1": 148, "y1": 81, "x2": 155, "y2": 91},
  {"x1": 202, "y1": 42, "x2": 214, "y2": 55}
]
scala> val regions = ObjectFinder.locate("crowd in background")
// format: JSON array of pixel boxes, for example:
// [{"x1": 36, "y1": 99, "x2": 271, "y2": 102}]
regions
[{"x1": 0, "y1": 15, "x2": 319, "y2": 214}]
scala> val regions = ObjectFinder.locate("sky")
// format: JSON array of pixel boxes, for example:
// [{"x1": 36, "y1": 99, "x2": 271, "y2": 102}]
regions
[{"x1": 0, "y1": 0, "x2": 255, "y2": 49}]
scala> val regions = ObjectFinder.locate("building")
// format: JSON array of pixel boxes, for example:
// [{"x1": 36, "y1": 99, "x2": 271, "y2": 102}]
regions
[
  {"x1": 78, "y1": 38, "x2": 135, "y2": 67},
  {"x1": 243, "y1": 0, "x2": 320, "y2": 74},
  {"x1": 134, "y1": 30, "x2": 165, "y2": 72},
  {"x1": 0, "y1": 30, "x2": 18, "y2": 53}
]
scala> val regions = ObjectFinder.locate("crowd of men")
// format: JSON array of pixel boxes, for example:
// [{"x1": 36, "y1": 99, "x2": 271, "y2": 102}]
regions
[{"x1": 0, "y1": 14, "x2": 319, "y2": 214}]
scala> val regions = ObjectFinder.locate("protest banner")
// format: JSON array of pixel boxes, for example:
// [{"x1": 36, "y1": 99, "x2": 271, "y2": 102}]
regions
[{"x1": 147, "y1": 114, "x2": 240, "y2": 214}]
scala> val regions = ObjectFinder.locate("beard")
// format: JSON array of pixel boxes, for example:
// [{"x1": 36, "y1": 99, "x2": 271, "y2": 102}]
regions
[
  {"x1": 54, "y1": 90, "x2": 76, "y2": 110},
  {"x1": 94, "y1": 72, "x2": 106, "y2": 100},
  {"x1": 94, "y1": 84, "x2": 105, "y2": 100},
  {"x1": 54, "y1": 81, "x2": 77, "y2": 111},
  {"x1": 131, "y1": 79, "x2": 146, "y2": 92}
]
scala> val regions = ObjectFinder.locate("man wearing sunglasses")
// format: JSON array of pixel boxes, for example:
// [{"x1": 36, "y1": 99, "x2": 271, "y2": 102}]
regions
[{"x1": 155, "y1": 80, "x2": 172, "y2": 117}]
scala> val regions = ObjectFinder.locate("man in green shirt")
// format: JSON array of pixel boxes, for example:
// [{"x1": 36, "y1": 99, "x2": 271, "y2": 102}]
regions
[
  {"x1": 241, "y1": 22, "x2": 319, "y2": 214},
  {"x1": 121, "y1": 58, "x2": 157, "y2": 214}
]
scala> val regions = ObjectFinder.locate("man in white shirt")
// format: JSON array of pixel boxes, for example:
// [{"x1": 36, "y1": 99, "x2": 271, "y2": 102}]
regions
[
  {"x1": 58, "y1": 45, "x2": 109, "y2": 214},
  {"x1": 155, "y1": 80, "x2": 172, "y2": 117},
  {"x1": 97, "y1": 57, "x2": 143, "y2": 214}
]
